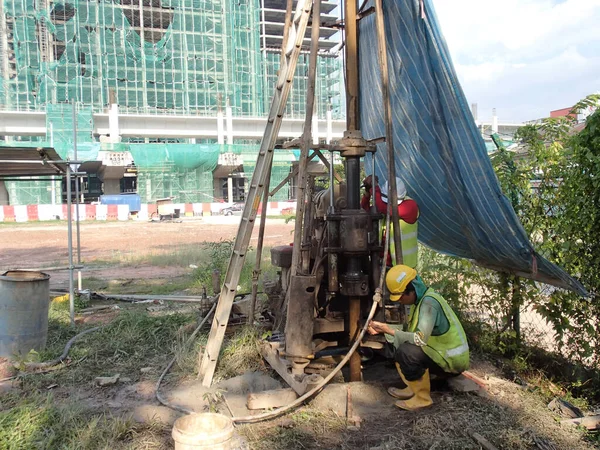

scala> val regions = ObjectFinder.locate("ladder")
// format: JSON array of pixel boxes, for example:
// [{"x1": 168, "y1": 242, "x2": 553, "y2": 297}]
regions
[{"x1": 198, "y1": 0, "x2": 314, "y2": 387}]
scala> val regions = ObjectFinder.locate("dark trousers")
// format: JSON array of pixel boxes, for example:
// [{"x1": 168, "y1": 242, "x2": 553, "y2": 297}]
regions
[{"x1": 394, "y1": 342, "x2": 446, "y2": 381}]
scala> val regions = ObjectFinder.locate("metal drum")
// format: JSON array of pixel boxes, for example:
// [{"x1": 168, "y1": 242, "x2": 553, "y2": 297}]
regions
[{"x1": 0, "y1": 270, "x2": 51, "y2": 358}]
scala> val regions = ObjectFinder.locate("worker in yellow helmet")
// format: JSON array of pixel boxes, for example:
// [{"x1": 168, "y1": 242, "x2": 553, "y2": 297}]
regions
[{"x1": 367, "y1": 265, "x2": 469, "y2": 410}]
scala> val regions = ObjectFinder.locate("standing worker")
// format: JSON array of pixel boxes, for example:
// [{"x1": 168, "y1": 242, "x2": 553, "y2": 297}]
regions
[
  {"x1": 361, "y1": 176, "x2": 419, "y2": 268},
  {"x1": 367, "y1": 265, "x2": 470, "y2": 410}
]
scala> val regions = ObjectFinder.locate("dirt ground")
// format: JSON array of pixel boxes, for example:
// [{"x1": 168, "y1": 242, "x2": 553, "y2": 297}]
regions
[
  {"x1": 1, "y1": 219, "x2": 597, "y2": 449},
  {"x1": 0, "y1": 217, "x2": 294, "y2": 290}
]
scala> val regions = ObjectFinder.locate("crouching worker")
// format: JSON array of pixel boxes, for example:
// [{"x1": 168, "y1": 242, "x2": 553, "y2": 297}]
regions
[{"x1": 367, "y1": 265, "x2": 469, "y2": 410}]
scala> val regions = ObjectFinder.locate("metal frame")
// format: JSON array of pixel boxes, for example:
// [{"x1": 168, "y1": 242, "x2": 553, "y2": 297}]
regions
[{"x1": 0, "y1": 156, "x2": 84, "y2": 326}]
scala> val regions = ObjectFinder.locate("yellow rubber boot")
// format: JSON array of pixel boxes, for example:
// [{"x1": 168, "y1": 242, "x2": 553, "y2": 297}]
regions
[
  {"x1": 394, "y1": 369, "x2": 433, "y2": 411},
  {"x1": 387, "y1": 363, "x2": 414, "y2": 400}
]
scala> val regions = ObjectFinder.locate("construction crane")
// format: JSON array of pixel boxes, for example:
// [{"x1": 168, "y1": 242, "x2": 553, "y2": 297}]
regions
[{"x1": 199, "y1": 0, "x2": 404, "y2": 394}]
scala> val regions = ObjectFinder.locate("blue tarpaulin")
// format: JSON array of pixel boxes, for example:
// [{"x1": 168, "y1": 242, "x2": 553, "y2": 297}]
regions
[{"x1": 358, "y1": 0, "x2": 585, "y2": 294}]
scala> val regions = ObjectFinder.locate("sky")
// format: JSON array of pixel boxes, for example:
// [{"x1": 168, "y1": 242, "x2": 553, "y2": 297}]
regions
[{"x1": 432, "y1": 0, "x2": 600, "y2": 123}]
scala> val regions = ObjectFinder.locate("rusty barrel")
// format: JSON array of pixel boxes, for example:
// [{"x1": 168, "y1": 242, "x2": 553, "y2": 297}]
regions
[{"x1": 0, "y1": 270, "x2": 51, "y2": 358}]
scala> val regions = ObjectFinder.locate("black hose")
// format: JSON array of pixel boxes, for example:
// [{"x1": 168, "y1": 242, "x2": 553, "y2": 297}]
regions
[{"x1": 24, "y1": 326, "x2": 102, "y2": 371}]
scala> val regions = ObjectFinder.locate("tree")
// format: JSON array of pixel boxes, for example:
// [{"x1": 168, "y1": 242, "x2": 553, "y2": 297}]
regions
[{"x1": 508, "y1": 94, "x2": 600, "y2": 365}]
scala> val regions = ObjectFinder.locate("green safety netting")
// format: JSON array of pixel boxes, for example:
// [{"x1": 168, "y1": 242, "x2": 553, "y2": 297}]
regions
[
  {"x1": 1, "y1": 0, "x2": 342, "y2": 119},
  {"x1": 46, "y1": 103, "x2": 99, "y2": 161},
  {"x1": 128, "y1": 143, "x2": 219, "y2": 171},
  {"x1": 2, "y1": 140, "x2": 295, "y2": 204},
  {"x1": 2, "y1": 0, "x2": 339, "y2": 205},
  {"x1": 240, "y1": 147, "x2": 298, "y2": 202}
]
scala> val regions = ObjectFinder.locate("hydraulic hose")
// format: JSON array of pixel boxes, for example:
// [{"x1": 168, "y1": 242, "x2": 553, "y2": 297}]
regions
[
  {"x1": 159, "y1": 204, "x2": 393, "y2": 423},
  {"x1": 231, "y1": 299, "x2": 378, "y2": 423},
  {"x1": 231, "y1": 203, "x2": 392, "y2": 424}
]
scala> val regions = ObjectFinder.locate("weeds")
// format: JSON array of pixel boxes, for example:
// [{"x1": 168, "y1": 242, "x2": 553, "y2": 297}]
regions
[
  {"x1": 214, "y1": 326, "x2": 264, "y2": 381},
  {"x1": 0, "y1": 392, "x2": 169, "y2": 450},
  {"x1": 202, "y1": 389, "x2": 225, "y2": 413},
  {"x1": 21, "y1": 300, "x2": 198, "y2": 392}
]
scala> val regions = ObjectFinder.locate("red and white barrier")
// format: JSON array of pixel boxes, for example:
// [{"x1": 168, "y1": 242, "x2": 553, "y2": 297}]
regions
[{"x1": 0, "y1": 202, "x2": 297, "y2": 222}]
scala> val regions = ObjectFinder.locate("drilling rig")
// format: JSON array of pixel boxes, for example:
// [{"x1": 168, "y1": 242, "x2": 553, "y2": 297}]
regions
[{"x1": 199, "y1": 0, "x2": 406, "y2": 395}]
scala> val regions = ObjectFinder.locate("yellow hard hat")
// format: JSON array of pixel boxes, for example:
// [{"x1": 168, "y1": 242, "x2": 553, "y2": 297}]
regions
[{"x1": 386, "y1": 265, "x2": 417, "y2": 301}]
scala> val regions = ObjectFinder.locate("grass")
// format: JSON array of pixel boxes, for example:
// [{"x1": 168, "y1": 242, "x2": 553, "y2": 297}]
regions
[
  {"x1": 2, "y1": 297, "x2": 597, "y2": 450},
  {"x1": 4, "y1": 237, "x2": 597, "y2": 449},
  {"x1": 79, "y1": 240, "x2": 280, "y2": 297},
  {"x1": 0, "y1": 300, "x2": 201, "y2": 449},
  {"x1": 0, "y1": 392, "x2": 169, "y2": 450},
  {"x1": 214, "y1": 326, "x2": 265, "y2": 381},
  {"x1": 81, "y1": 275, "x2": 199, "y2": 296},
  {"x1": 20, "y1": 301, "x2": 200, "y2": 390}
]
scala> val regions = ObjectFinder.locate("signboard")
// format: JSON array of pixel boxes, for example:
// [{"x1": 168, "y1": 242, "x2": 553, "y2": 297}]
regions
[
  {"x1": 218, "y1": 152, "x2": 242, "y2": 167},
  {"x1": 98, "y1": 151, "x2": 134, "y2": 167}
]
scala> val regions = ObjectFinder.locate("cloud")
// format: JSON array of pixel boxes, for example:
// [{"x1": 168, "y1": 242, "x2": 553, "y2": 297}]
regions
[{"x1": 432, "y1": 0, "x2": 600, "y2": 121}]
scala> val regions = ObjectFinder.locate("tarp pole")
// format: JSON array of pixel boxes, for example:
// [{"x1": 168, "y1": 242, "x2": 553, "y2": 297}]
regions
[{"x1": 374, "y1": 0, "x2": 402, "y2": 265}]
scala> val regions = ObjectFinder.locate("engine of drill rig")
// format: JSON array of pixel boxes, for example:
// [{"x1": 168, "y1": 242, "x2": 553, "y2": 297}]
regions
[{"x1": 266, "y1": 162, "x2": 398, "y2": 381}]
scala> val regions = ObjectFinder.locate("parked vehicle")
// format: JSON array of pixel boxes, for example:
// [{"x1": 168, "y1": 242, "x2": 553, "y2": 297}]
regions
[{"x1": 220, "y1": 202, "x2": 244, "y2": 216}]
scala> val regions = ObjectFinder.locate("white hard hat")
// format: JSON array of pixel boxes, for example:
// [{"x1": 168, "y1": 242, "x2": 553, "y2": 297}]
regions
[{"x1": 381, "y1": 177, "x2": 407, "y2": 204}]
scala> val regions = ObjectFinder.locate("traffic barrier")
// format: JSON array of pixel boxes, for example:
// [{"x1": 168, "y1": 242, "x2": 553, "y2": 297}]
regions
[{"x1": 0, "y1": 202, "x2": 296, "y2": 222}]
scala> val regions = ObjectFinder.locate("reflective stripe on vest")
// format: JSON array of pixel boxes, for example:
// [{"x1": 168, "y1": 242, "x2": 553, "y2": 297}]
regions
[
  {"x1": 407, "y1": 289, "x2": 469, "y2": 374},
  {"x1": 379, "y1": 204, "x2": 418, "y2": 268}
]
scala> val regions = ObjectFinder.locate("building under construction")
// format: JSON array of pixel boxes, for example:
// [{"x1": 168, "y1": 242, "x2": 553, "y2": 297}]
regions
[{"x1": 0, "y1": 0, "x2": 346, "y2": 205}]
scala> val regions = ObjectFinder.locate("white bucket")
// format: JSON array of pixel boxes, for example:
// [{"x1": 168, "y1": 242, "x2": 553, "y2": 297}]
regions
[{"x1": 172, "y1": 413, "x2": 246, "y2": 450}]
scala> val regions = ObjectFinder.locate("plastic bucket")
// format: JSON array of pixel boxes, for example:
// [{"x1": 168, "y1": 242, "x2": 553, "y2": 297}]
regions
[
  {"x1": 172, "y1": 413, "x2": 246, "y2": 450},
  {"x1": 0, "y1": 270, "x2": 50, "y2": 358}
]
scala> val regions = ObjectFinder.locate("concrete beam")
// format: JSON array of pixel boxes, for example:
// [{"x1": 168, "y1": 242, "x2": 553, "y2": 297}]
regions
[
  {"x1": 0, "y1": 110, "x2": 346, "y2": 141},
  {"x1": 0, "y1": 111, "x2": 46, "y2": 136}
]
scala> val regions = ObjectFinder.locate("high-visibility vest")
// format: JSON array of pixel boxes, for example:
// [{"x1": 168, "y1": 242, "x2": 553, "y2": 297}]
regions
[
  {"x1": 379, "y1": 198, "x2": 418, "y2": 268},
  {"x1": 407, "y1": 289, "x2": 470, "y2": 374}
]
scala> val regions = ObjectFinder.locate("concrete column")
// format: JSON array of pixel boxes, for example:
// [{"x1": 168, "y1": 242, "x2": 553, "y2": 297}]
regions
[
  {"x1": 227, "y1": 177, "x2": 233, "y2": 203},
  {"x1": 226, "y1": 100, "x2": 233, "y2": 145},
  {"x1": 326, "y1": 108, "x2": 333, "y2": 144},
  {"x1": 109, "y1": 103, "x2": 120, "y2": 143},
  {"x1": 8, "y1": 181, "x2": 17, "y2": 204},
  {"x1": 146, "y1": 178, "x2": 152, "y2": 202},
  {"x1": 217, "y1": 108, "x2": 225, "y2": 144},
  {"x1": 492, "y1": 108, "x2": 498, "y2": 133}
]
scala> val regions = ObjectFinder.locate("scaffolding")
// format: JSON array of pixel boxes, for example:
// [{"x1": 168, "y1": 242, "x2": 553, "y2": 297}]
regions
[
  {"x1": 0, "y1": 0, "x2": 342, "y2": 118},
  {"x1": 0, "y1": 0, "x2": 343, "y2": 205}
]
